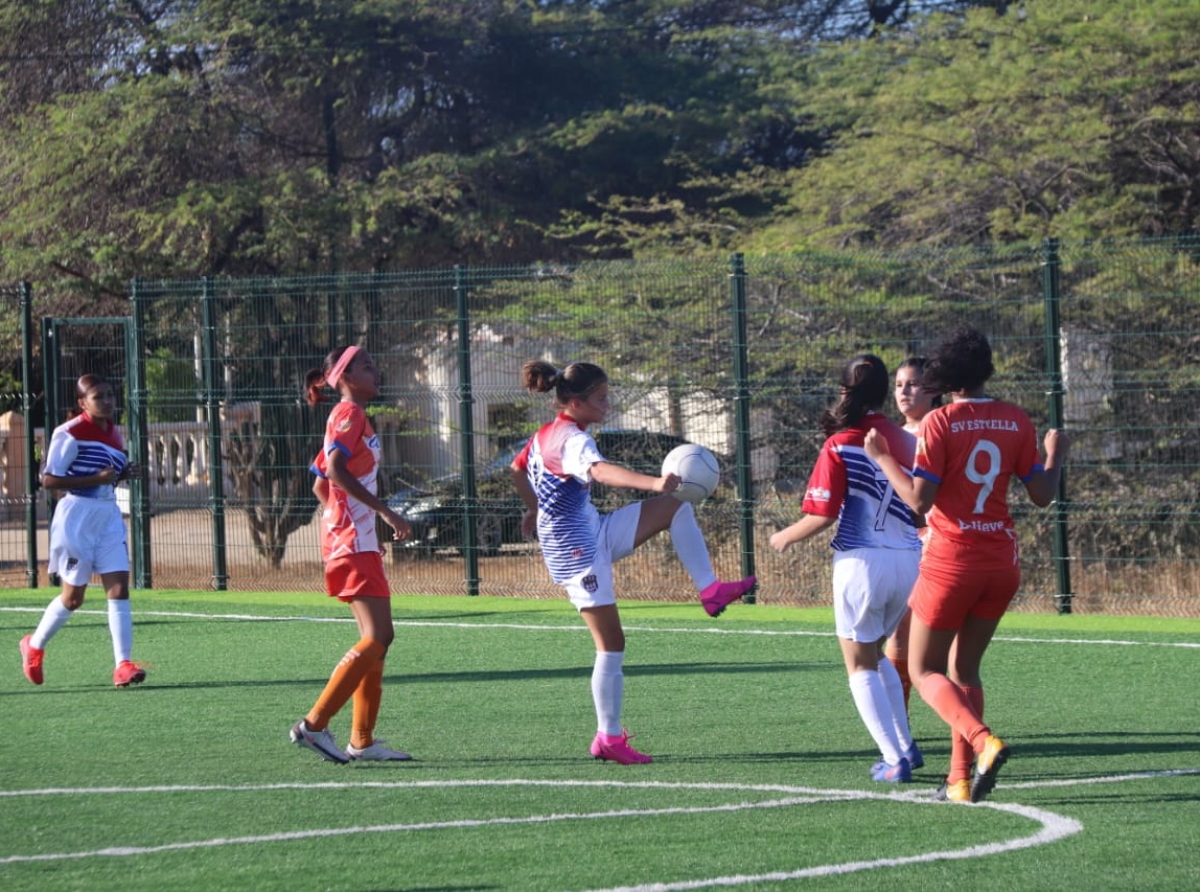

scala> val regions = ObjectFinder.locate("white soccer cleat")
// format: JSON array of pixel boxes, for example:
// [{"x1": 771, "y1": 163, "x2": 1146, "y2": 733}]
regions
[
  {"x1": 290, "y1": 720, "x2": 350, "y2": 764},
  {"x1": 346, "y1": 739, "x2": 413, "y2": 761}
]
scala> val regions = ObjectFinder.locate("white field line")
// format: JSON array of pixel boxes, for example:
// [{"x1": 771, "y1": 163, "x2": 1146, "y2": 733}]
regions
[
  {"x1": 1, "y1": 771, "x2": 1197, "y2": 879},
  {"x1": 2, "y1": 606, "x2": 1198, "y2": 649}
]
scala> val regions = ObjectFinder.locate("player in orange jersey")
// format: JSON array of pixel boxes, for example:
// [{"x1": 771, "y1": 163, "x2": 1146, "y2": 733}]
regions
[
  {"x1": 865, "y1": 328, "x2": 1068, "y2": 803},
  {"x1": 290, "y1": 345, "x2": 414, "y2": 764}
]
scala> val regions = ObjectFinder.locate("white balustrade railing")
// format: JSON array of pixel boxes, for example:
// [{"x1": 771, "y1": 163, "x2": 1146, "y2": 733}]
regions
[{"x1": 0, "y1": 403, "x2": 262, "y2": 517}]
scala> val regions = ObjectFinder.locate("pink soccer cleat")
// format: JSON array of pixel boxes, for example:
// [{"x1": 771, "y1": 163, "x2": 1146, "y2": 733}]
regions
[
  {"x1": 19, "y1": 635, "x2": 44, "y2": 685},
  {"x1": 113, "y1": 660, "x2": 148, "y2": 687},
  {"x1": 700, "y1": 576, "x2": 756, "y2": 617},
  {"x1": 590, "y1": 729, "x2": 653, "y2": 765}
]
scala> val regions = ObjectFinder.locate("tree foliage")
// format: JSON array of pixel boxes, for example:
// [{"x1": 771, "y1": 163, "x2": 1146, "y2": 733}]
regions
[
  {"x1": 749, "y1": 0, "x2": 1200, "y2": 250},
  {"x1": 0, "y1": 0, "x2": 1001, "y2": 310}
]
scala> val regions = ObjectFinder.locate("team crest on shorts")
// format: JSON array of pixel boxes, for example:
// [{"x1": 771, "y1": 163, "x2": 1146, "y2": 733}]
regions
[
  {"x1": 66, "y1": 558, "x2": 79, "y2": 571},
  {"x1": 582, "y1": 574, "x2": 598, "y2": 593}
]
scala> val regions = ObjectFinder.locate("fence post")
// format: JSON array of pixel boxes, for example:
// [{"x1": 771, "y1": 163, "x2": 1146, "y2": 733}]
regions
[
  {"x1": 729, "y1": 253, "x2": 757, "y2": 599},
  {"x1": 19, "y1": 282, "x2": 38, "y2": 587},
  {"x1": 1041, "y1": 238, "x2": 1072, "y2": 613},
  {"x1": 129, "y1": 280, "x2": 152, "y2": 588},
  {"x1": 455, "y1": 265, "x2": 480, "y2": 595},
  {"x1": 202, "y1": 277, "x2": 229, "y2": 590}
]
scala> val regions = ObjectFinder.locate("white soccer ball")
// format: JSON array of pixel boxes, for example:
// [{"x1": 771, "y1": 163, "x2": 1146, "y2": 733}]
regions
[{"x1": 661, "y1": 443, "x2": 720, "y2": 503}]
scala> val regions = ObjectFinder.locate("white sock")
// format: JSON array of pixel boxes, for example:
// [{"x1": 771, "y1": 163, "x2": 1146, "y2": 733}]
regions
[
  {"x1": 108, "y1": 599, "x2": 133, "y2": 665},
  {"x1": 849, "y1": 669, "x2": 904, "y2": 765},
  {"x1": 878, "y1": 656, "x2": 914, "y2": 751},
  {"x1": 30, "y1": 597, "x2": 74, "y2": 649},
  {"x1": 669, "y1": 503, "x2": 717, "y2": 591},
  {"x1": 592, "y1": 651, "x2": 625, "y2": 736}
]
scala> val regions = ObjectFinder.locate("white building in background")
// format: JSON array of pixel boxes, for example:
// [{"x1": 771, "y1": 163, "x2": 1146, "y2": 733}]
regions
[{"x1": 388, "y1": 323, "x2": 778, "y2": 484}]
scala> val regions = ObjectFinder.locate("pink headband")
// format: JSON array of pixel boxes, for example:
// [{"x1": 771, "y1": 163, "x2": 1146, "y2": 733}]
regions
[{"x1": 326, "y1": 345, "x2": 361, "y2": 388}]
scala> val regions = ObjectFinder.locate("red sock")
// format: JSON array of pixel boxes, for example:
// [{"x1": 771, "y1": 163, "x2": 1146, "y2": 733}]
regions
[
  {"x1": 916, "y1": 673, "x2": 990, "y2": 754},
  {"x1": 885, "y1": 643, "x2": 912, "y2": 712},
  {"x1": 948, "y1": 685, "x2": 985, "y2": 782}
]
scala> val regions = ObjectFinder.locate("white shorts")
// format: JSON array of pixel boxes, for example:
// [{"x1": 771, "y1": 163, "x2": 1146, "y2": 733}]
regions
[
  {"x1": 832, "y1": 547, "x2": 920, "y2": 643},
  {"x1": 48, "y1": 496, "x2": 130, "y2": 586},
  {"x1": 561, "y1": 501, "x2": 642, "y2": 611}
]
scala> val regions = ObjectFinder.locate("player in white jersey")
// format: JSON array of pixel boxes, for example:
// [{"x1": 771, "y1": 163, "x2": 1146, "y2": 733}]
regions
[
  {"x1": 512, "y1": 359, "x2": 755, "y2": 764},
  {"x1": 770, "y1": 354, "x2": 922, "y2": 782},
  {"x1": 20, "y1": 374, "x2": 147, "y2": 688},
  {"x1": 884, "y1": 356, "x2": 942, "y2": 718}
]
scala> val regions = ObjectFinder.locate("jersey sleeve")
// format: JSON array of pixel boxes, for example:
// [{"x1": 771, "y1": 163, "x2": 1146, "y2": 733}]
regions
[
  {"x1": 325, "y1": 402, "x2": 367, "y2": 460},
  {"x1": 913, "y1": 410, "x2": 948, "y2": 484},
  {"x1": 560, "y1": 430, "x2": 604, "y2": 482},
  {"x1": 1014, "y1": 420, "x2": 1043, "y2": 482},
  {"x1": 42, "y1": 428, "x2": 79, "y2": 477},
  {"x1": 512, "y1": 436, "x2": 534, "y2": 474},
  {"x1": 801, "y1": 438, "x2": 846, "y2": 518}
]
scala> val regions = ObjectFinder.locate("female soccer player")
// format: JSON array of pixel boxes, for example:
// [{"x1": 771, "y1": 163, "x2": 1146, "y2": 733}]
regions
[
  {"x1": 290, "y1": 345, "x2": 414, "y2": 763},
  {"x1": 884, "y1": 356, "x2": 942, "y2": 722},
  {"x1": 865, "y1": 327, "x2": 1068, "y2": 802},
  {"x1": 511, "y1": 359, "x2": 755, "y2": 764},
  {"x1": 20, "y1": 373, "x2": 146, "y2": 687},
  {"x1": 769, "y1": 355, "x2": 922, "y2": 782}
]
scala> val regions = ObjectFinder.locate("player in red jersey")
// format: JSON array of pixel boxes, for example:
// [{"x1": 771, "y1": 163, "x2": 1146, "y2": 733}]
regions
[
  {"x1": 865, "y1": 328, "x2": 1068, "y2": 803},
  {"x1": 290, "y1": 345, "x2": 415, "y2": 764}
]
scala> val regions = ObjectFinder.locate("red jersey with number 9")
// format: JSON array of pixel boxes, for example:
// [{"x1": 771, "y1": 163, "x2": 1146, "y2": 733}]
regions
[{"x1": 914, "y1": 399, "x2": 1042, "y2": 569}]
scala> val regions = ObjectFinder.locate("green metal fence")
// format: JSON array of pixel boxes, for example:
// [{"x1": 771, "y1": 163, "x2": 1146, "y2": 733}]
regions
[{"x1": 2, "y1": 237, "x2": 1197, "y2": 615}]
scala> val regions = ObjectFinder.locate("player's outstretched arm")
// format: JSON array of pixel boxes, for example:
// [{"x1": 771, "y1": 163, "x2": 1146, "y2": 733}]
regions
[{"x1": 1024, "y1": 428, "x2": 1070, "y2": 508}]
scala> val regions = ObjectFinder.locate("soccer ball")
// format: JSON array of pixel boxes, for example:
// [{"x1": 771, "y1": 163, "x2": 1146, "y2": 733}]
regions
[{"x1": 661, "y1": 443, "x2": 720, "y2": 503}]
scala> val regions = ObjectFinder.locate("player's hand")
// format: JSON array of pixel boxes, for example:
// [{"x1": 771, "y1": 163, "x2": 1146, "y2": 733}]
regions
[
  {"x1": 655, "y1": 472, "x2": 682, "y2": 495},
  {"x1": 1044, "y1": 428, "x2": 1070, "y2": 463},
  {"x1": 120, "y1": 461, "x2": 142, "y2": 482},
  {"x1": 769, "y1": 530, "x2": 792, "y2": 553},
  {"x1": 381, "y1": 509, "x2": 411, "y2": 541},
  {"x1": 863, "y1": 429, "x2": 890, "y2": 460}
]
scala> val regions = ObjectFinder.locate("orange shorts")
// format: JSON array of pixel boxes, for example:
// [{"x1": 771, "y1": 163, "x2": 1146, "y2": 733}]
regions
[
  {"x1": 909, "y1": 559, "x2": 1019, "y2": 630},
  {"x1": 325, "y1": 551, "x2": 390, "y2": 601}
]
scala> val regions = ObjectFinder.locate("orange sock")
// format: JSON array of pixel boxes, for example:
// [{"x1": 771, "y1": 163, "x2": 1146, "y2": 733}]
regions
[
  {"x1": 305, "y1": 638, "x2": 385, "y2": 731},
  {"x1": 350, "y1": 656, "x2": 386, "y2": 749},
  {"x1": 885, "y1": 643, "x2": 912, "y2": 712},
  {"x1": 948, "y1": 685, "x2": 984, "y2": 782},
  {"x1": 915, "y1": 672, "x2": 990, "y2": 754}
]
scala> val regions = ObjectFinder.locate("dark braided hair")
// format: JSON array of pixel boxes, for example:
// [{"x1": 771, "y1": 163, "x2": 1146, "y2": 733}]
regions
[
  {"x1": 521, "y1": 360, "x2": 608, "y2": 407},
  {"x1": 820, "y1": 354, "x2": 889, "y2": 436}
]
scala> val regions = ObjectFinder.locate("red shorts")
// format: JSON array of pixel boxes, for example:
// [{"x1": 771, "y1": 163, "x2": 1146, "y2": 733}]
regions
[
  {"x1": 325, "y1": 551, "x2": 390, "y2": 601},
  {"x1": 909, "y1": 558, "x2": 1020, "y2": 630}
]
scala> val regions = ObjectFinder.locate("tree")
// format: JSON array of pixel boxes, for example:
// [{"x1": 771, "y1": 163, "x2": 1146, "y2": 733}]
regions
[{"x1": 749, "y1": 0, "x2": 1200, "y2": 250}]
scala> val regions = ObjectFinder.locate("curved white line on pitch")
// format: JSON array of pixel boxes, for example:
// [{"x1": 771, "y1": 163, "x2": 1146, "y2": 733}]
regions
[
  {"x1": 587, "y1": 801, "x2": 1081, "y2": 891},
  {"x1": 0, "y1": 779, "x2": 1081, "y2": 878}
]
